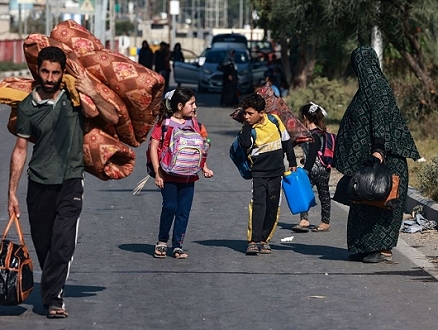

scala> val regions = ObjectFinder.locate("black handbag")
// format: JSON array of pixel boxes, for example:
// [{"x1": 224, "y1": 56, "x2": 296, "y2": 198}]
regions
[
  {"x1": 347, "y1": 162, "x2": 392, "y2": 202},
  {"x1": 0, "y1": 215, "x2": 34, "y2": 306}
]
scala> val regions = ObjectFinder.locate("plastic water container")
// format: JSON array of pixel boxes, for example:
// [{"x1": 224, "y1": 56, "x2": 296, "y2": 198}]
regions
[{"x1": 282, "y1": 168, "x2": 316, "y2": 215}]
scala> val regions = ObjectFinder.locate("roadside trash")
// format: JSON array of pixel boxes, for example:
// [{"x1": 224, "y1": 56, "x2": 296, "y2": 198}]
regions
[
  {"x1": 401, "y1": 206, "x2": 437, "y2": 233},
  {"x1": 132, "y1": 175, "x2": 151, "y2": 195},
  {"x1": 280, "y1": 236, "x2": 294, "y2": 242}
]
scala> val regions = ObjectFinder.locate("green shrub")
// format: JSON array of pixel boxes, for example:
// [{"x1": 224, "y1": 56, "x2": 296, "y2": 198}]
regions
[
  {"x1": 0, "y1": 62, "x2": 28, "y2": 72},
  {"x1": 417, "y1": 154, "x2": 438, "y2": 201},
  {"x1": 284, "y1": 77, "x2": 357, "y2": 128}
]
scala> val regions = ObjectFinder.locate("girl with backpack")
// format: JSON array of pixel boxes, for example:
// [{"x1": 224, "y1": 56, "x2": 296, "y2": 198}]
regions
[
  {"x1": 292, "y1": 102, "x2": 332, "y2": 233},
  {"x1": 149, "y1": 88, "x2": 214, "y2": 259}
]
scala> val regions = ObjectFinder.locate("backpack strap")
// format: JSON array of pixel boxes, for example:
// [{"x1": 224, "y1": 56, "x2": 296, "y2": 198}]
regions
[
  {"x1": 267, "y1": 113, "x2": 282, "y2": 136},
  {"x1": 158, "y1": 118, "x2": 171, "y2": 146},
  {"x1": 189, "y1": 117, "x2": 202, "y2": 133},
  {"x1": 311, "y1": 127, "x2": 326, "y2": 152}
]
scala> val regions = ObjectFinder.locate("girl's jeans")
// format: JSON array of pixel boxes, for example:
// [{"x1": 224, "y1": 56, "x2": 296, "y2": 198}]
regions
[{"x1": 158, "y1": 181, "x2": 195, "y2": 249}]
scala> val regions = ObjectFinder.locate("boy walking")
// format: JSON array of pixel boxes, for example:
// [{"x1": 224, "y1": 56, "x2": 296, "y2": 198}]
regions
[{"x1": 237, "y1": 93, "x2": 297, "y2": 255}]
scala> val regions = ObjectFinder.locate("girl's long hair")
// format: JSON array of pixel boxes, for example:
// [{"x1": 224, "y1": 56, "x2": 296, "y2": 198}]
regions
[{"x1": 157, "y1": 88, "x2": 195, "y2": 121}]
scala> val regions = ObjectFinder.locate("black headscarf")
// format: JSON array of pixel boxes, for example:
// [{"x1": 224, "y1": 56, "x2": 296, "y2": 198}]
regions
[{"x1": 335, "y1": 46, "x2": 420, "y2": 175}]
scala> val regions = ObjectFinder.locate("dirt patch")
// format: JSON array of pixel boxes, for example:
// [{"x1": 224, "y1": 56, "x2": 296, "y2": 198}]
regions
[{"x1": 399, "y1": 230, "x2": 438, "y2": 262}]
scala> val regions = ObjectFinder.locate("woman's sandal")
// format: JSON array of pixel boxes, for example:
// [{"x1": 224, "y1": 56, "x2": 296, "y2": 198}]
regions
[
  {"x1": 173, "y1": 247, "x2": 188, "y2": 259},
  {"x1": 47, "y1": 306, "x2": 68, "y2": 319},
  {"x1": 154, "y1": 242, "x2": 167, "y2": 258}
]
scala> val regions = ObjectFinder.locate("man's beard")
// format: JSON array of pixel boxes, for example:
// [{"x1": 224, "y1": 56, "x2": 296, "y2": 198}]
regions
[{"x1": 38, "y1": 76, "x2": 62, "y2": 94}]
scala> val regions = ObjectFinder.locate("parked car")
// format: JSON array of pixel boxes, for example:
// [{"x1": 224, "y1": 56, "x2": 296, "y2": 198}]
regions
[
  {"x1": 248, "y1": 40, "x2": 277, "y2": 62},
  {"x1": 174, "y1": 47, "x2": 256, "y2": 93},
  {"x1": 210, "y1": 33, "x2": 248, "y2": 50}
]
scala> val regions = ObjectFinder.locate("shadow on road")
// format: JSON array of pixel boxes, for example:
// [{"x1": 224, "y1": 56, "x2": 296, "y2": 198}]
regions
[{"x1": 0, "y1": 282, "x2": 106, "y2": 317}]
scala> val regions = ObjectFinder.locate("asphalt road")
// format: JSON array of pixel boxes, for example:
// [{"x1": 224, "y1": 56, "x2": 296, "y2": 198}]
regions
[{"x1": 1, "y1": 88, "x2": 438, "y2": 330}]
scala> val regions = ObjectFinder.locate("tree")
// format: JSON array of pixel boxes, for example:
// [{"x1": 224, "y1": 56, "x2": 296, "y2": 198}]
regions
[
  {"x1": 327, "y1": 0, "x2": 438, "y2": 107},
  {"x1": 252, "y1": 0, "x2": 354, "y2": 89},
  {"x1": 253, "y1": 0, "x2": 438, "y2": 108}
]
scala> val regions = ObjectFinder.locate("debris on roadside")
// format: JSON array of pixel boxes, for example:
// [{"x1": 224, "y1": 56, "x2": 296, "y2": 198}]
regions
[{"x1": 401, "y1": 205, "x2": 437, "y2": 233}]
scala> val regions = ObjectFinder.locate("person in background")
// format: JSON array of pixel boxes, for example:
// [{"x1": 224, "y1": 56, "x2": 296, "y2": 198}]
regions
[
  {"x1": 138, "y1": 40, "x2": 154, "y2": 69},
  {"x1": 171, "y1": 43, "x2": 185, "y2": 87},
  {"x1": 335, "y1": 46, "x2": 420, "y2": 263},
  {"x1": 237, "y1": 93, "x2": 297, "y2": 255},
  {"x1": 8, "y1": 46, "x2": 119, "y2": 318},
  {"x1": 150, "y1": 88, "x2": 213, "y2": 259},
  {"x1": 265, "y1": 73, "x2": 280, "y2": 97},
  {"x1": 219, "y1": 49, "x2": 239, "y2": 107},
  {"x1": 292, "y1": 102, "x2": 332, "y2": 233},
  {"x1": 171, "y1": 42, "x2": 185, "y2": 64},
  {"x1": 154, "y1": 42, "x2": 171, "y2": 92}
]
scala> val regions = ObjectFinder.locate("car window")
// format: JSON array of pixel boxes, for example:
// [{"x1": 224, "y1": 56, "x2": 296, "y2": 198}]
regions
[
  {"x1": 234, "y1": 51, "x2": 249, "y2": 64},
  {"x1": 248, "y1": 41, "x2": 273, "y2": 53},
  {"x1": 205, "y1": 51, "x2": 226, "y2": 64},
  {"x1": 212, "y1": 34, "x2": 247, "y2": 45},
  {"x1": 205, "y1": 50, "x2": 249, "y2": 64}
]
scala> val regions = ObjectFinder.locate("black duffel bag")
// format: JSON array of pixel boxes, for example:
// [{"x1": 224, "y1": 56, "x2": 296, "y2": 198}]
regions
[
  {"x1": 347, "y1": 162, "x2": 392, "y2": 202},
  {"x1": 0, "y1": 214, "x2": 34, "y2": 306}
]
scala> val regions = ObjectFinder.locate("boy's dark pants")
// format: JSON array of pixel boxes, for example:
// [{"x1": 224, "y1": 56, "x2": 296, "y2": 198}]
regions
[{"x1": 249, "y1": 176, "x2": 282, "y2": 242}]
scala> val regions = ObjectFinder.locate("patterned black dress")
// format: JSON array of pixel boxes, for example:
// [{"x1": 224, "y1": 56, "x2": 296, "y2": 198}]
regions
[{"x1": 334, "y1": 46, "x2": 420, "y2": 253}]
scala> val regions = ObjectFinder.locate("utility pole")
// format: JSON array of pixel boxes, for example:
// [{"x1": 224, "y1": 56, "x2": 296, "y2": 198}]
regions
[
  {"x1": 94, "y1": 0, "x2": 109, "y2": 45},
  {"x1": 239, "y1": 0, "x2": 243, "y2": 28},
  {"x1": 45, "y1": 0, "x2": 51, "y2": 36},
  {"x1": 109, "y1": 0, "x2": 115, "y2": 50},
  {"x1": 371, "y1": 1, "x2": 383, "y2": 70},
  {"x1": 170, "y1": 1, "x2": 180, "y2": 48}
]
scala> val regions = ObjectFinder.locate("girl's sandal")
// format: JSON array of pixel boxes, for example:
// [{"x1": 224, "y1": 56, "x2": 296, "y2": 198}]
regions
[
  {"x1": 173, "y1": 247, "x2": 188, "y2": 259},
  {"x1": 312, "y1": 226, "x2": 330, "y2": 232},
  {"x1": 154, "y1": 242, "x2": 167, "y2": 258}
]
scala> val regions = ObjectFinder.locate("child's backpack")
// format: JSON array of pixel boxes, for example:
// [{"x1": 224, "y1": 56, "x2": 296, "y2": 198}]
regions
[
  {"x1": 229, "y1": 136, "x2": 253, "y2": 179},
  {"x1": 147, "y1": 118, "x2": 207, "y2": 177},
  {"x1": 160, "y1": 118, "x2": 207, "y2": 177},
  {"x1": 229, "y1": 114, "x2": 280, "y2": 179},
  {"x1": 314, "y1": 128, "x2": 337, "y2": 168}
]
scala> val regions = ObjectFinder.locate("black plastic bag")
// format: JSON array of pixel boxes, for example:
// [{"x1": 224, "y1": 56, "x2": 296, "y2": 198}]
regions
[
  {"x1": 333, "y1": 175, "x2": 352, "y2": 206},
  {"x1": 347, "y1": 163, "x2": 392, "y2": 202}
]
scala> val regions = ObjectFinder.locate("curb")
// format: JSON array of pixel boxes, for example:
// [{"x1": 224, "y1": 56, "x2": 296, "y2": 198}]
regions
[
  {"x1": 406, "y1": 186, "x2": 438, "y2": 227},
  {"x1": 0, "y1": 69, "x2": 31, "y2": 79}
]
